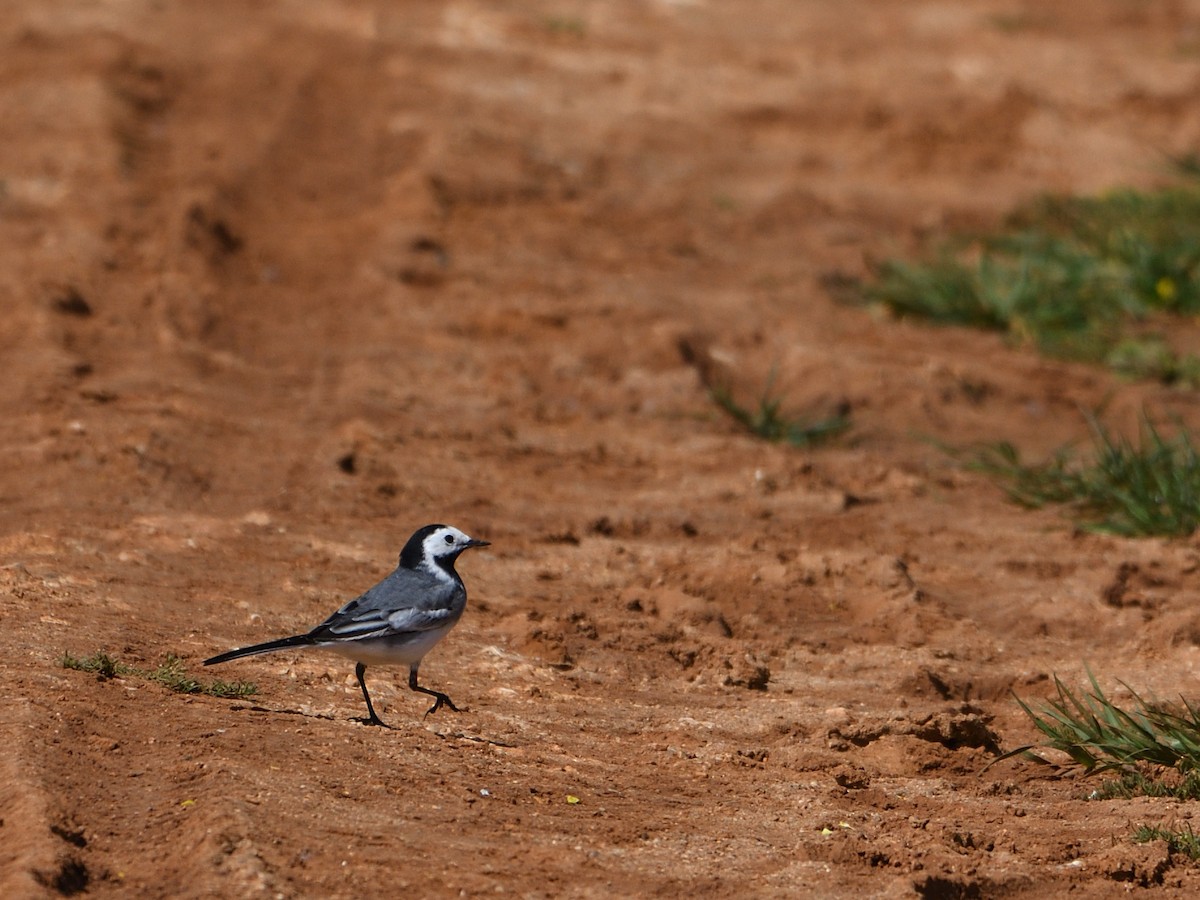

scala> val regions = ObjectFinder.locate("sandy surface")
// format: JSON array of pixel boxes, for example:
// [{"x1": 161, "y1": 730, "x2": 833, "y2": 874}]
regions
[{"x1": 6, "y1": 1, "x2": 1200, "y2": 896}]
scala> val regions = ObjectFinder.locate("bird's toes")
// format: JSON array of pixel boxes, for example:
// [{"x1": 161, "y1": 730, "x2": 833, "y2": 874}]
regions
[
  {"x1": 354, "y1": 714, "x2": 393, "y2": 729},
  {"x1": 423, "y1": 694, "x2": 460, "y2": 717}
]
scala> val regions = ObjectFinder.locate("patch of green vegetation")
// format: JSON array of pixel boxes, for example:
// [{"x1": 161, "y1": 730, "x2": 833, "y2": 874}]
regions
[
  {"x1": 1089, "y1": 769, "x2": 1200, "y2": 802},
  {"x1": 542, "y1": 15, "x2": 586, "y2": 37},
  {"x1": 865, "y1": 184, "x2": 1200, "y2": 384},
  {"x1": 1005, "y1": 669, "x2": 1200, "y2": 858},
  {"x1": 1173, "y1": 152, "x2": 1200, "y2": 180},
  {"x1": 144, "y1": 654, "x2": 258, "y2": 699},
  {"x1": 971, "y1": 415, "x2": 1200, "y2": 537},
  {"x1": 711, "y1": 193, "x2": 738, "y2": 212},
  {"x1": 60, "y1": 650, "x2": 132, "y2": 679},
  {"x1": 711, "y1": 381, "x2": 849, "y2": 447},
  {"x1": 60, "y1": 650, "x2": 256, "y2": 699},
  {"x1": 1003, "y1": 670, "x2": 1200, "y2": 775},
  {"x1": 988, "y1": 13, "x2": 1037, "y2": 33},
  {"x1": 1134, "y1": 823, "x2": 1200, "y2": 860}
]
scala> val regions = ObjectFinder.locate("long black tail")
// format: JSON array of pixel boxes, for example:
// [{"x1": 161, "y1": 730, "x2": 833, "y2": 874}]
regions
[{"x1": 203, "y1": 633, "x2": 315, "y2": 666}]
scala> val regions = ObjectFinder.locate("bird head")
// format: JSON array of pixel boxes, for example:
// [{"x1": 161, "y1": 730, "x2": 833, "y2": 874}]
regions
[{"x1": 399, "y1": 524, "x2": 490, "y2": 571}]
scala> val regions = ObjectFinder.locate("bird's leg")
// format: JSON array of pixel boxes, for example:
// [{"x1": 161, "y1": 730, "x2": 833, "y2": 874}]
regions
[
  {"x1": 409, "y1": 666, "x2": 459, "y2": 717},
  {"x1": 355, "y1": 662, "x2": 390, "y2": 728}
]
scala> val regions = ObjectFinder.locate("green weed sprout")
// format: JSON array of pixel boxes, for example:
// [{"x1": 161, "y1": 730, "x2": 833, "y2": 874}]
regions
[{"x1": 61, "y1": 650, "x2": 256, "y2": 699}]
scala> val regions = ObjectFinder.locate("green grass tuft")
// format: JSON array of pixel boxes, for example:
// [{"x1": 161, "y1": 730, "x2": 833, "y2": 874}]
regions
[
  {"x1": 970, "y1": 415, "x2": 1200, "y2": 537},
  {"x1": 1134, "y1": 823, "x2": 1200, "y2": 860},
  {"x1": 1002, "y1": 669, "x2": 1200, "y2": 775},
  {"x1": 61, "y1": 650, "x2": 256, "y2": 699},
  {"x1": 145, "y1": 653, "x2": 259, "y2": 699},
  {"x1": 1005, "y1": 668, "x2": 1200, "y2": 857},
  {"x1": 1172, "y1": 152, "x2": 1200, "y2": 180},
  {"x1": 865, "y1": 184, "x2": 1200, "y2": 383},
  {"x1": 711, "y1": 381, "x2": 849, "y2": 447},
  {"x1": 542, "y1": 15, "x2": 586, "y2": 36},
  {"x1": 60, "y1": 651, "x2": 133, "y2": 679},
  {"x1": 1089, "y1": 769, "x2": 1200, "y2": 801}
]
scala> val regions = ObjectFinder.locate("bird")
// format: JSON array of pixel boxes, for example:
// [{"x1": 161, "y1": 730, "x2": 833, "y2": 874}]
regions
[{"x1": 204, "y1": 523, "x2": 489, "y2": 727}]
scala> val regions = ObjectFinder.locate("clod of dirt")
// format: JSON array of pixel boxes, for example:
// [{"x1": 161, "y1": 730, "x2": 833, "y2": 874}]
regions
[
  {"x1": 827, "y1": 705, "x2": 999, "y2": 755},
  {"x1": 1094, "y1": 841, "x2": 1173, "y2": 887},
  {"x1": 392, "y1": 236, "x2": 450, "y2": 287},
  {"x1": 721, "y1": 651, "x2": 770, "y2": 690},
  {"x1": 676, "y1": 330, "x2": 732, "y2": 391},
  {"x1": 832, "y1": 764, "x2": 872, "y2": 790},
  {"x1": 912, "y1": 874, "x2": 983, "y2": 900},
  {"x1": 898, "y1": 667, "x2": 1017, "y2": 703},
  {"x1": 186, "y1": 204, "x2": 243, "y2": 257},
  {"x1": 52, "y1": 287, "x2": 92, "y2": 317},
  {"x1": 34, "y1": 856, "x2": 89, "y2": 896},
  {"x1": 1101, "y1": 560, "x2": 1168, "y2": 610},
  {"x1": 824, "y1": 706, "x2": 853, "y2": 727},
  {"x1": 49, "y1": 824, "x2": 87, "y2": 849},
  {"x1": 623, "y1": 587, "x2": 734, "y2": 639},
  {"x1": 911, "y1": 709, "x2": 1000, "y2": 753}
]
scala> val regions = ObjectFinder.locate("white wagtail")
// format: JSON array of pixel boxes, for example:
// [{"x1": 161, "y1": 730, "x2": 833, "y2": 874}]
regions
[{"x1": 204, "y1": 523, "x2": 488, "y2": 727}]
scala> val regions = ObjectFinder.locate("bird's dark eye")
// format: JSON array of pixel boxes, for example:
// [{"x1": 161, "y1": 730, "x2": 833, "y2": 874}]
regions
[{"x1": 444, "y1": 534, "x2": 455, "y2": 544}]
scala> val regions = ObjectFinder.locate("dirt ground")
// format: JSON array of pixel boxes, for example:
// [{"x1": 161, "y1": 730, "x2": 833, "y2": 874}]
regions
[{"x1": 6, "y1": 1, "x2": 1200, "y2": 897}]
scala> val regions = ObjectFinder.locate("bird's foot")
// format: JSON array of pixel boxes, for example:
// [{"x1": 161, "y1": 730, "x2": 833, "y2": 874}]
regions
[
  {"x1": 354, "y1": 713, "x2": 393, "y2": 729},
  {"x1": 423, "y1": 692, "x2": 460, "y2": 718}
]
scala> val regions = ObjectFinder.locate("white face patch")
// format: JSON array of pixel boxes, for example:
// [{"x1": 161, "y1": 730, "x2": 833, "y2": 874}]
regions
[
  {"x1": 417, "y1": 526, "x2": 476, "y2": 582},
  {"x1": 401, "y1": 523, "x2": 487, "y2": 581},
  {"x1": 424, "y1": 526, "x2": 470, "y2": 557}
]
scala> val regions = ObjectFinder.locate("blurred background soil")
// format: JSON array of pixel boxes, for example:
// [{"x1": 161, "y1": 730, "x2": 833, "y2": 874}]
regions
[{"x1": 4, "y1": 1, "x2": 1200, "y2": 896}]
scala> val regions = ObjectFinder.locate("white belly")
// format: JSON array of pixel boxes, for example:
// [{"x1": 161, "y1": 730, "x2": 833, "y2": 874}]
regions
[{"x1": 316, "y1": 626, "x2": 453, "y2": 668}]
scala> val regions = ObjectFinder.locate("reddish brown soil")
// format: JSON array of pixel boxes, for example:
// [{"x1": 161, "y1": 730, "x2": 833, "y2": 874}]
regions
[{"x1": 6, "y1": 2, "x2": 1200, "y2": 897}]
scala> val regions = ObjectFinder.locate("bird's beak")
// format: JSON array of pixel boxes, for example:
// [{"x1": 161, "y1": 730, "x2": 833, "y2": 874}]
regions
[{"x1": 467, "y1": 538, "x2": 491, "y2": 548}]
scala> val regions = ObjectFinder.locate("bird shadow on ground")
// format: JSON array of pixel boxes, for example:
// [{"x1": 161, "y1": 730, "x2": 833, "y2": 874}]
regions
[{"x1": 226, "y1": 703, "x2": 342, "y2": 723}]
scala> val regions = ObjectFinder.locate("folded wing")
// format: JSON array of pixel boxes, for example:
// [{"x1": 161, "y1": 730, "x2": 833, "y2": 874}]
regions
[{"x1": 307, "y1": 570, "x2": 462, "y2": 642}]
